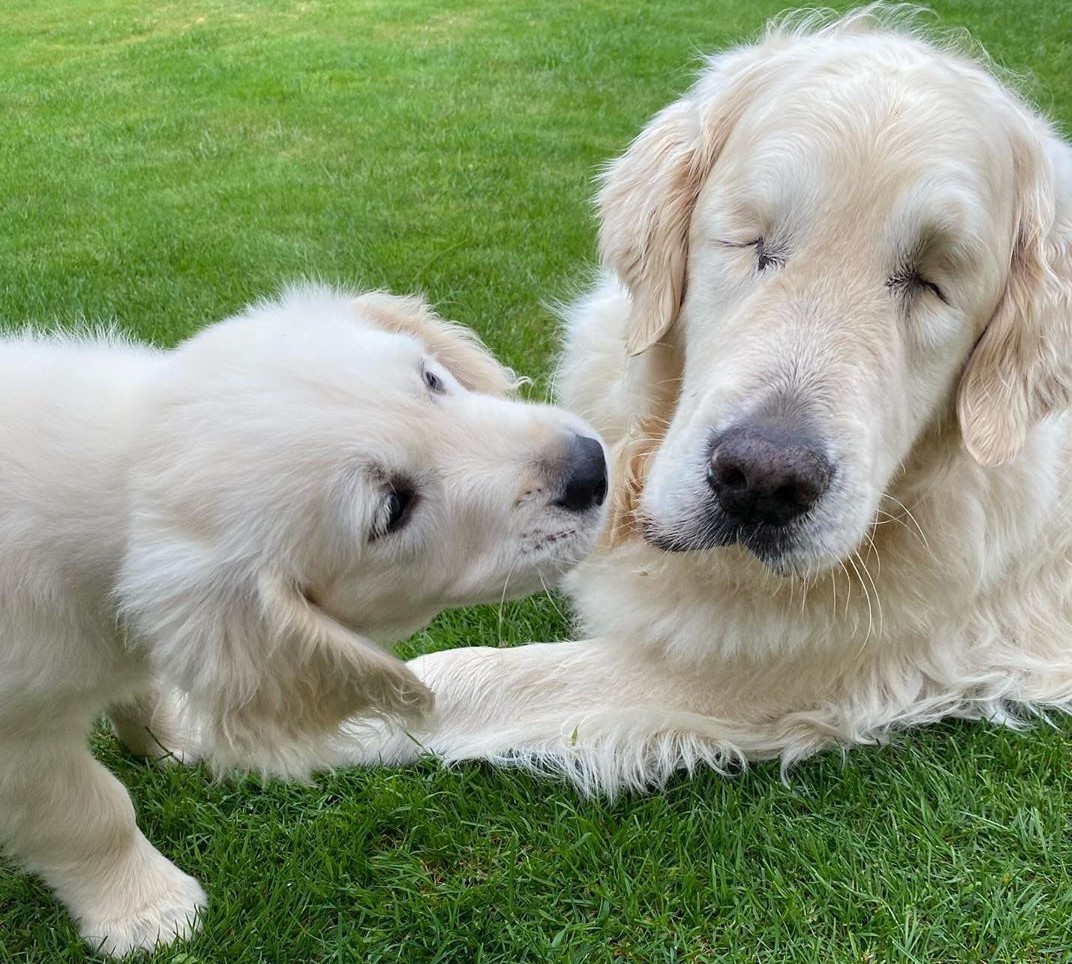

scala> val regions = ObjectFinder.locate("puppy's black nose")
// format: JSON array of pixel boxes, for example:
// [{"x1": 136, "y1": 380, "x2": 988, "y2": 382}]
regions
[
  {"x1": 707, "y1": 423, "x2": 830, "y2": 527},
  {"x1": 556, "y1": 434, "x2": 608, "y2": 512}
]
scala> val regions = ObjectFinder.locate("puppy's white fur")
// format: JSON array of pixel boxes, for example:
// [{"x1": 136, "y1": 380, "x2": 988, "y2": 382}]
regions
[
  {"x1": 0, "y1": 285, "x2": 603, "y2": 954},
  {"x1": 343, "y1": 7, "x2": 1072, "y2": 797}
]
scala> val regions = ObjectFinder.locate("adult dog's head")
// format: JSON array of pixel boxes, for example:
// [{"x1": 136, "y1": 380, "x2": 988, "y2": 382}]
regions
[
  {"x1": 118, "y1": 286, "x2": 606, "y2": 774},
  {"x1": 601, "y1": 7, "x2": 1072, "y2": 577}
]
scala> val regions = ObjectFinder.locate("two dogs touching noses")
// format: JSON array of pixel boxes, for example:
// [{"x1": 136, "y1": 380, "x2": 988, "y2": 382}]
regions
[{"x1": 0, "y1": 286, "x2": 607, "y2": 954}]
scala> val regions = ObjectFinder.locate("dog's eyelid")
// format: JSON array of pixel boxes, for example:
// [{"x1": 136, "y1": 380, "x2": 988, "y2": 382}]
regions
[
  {"x1": 418, "y1": 359, "x2": 448, "y2": 395},
  {"x1": 754, "y1": 237, "x2": 783, "y2": 271},
  {"x1": 715, "y1": 236, "x2": 785, "y2": 271},
  {"x1": 886, "y1": 268, "x2": 948, "y2": 306},
  {"x1": 714, "y1": 236, "x2": 764, "y2": 249},
  {"x1": 921, "y1": 277, "x2": 949, "y2": 305},
  {"x1": 368, "y1": 481, "x2": 418, "y2": 542}
]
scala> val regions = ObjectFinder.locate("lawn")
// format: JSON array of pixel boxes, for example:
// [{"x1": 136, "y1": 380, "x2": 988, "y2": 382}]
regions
[{"x1": 2, "y1": 0, "x2": 1072, "y2": 961}]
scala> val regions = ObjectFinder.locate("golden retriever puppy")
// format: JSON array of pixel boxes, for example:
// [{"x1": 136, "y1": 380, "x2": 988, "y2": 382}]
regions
[
  {"x1": 0, "y1": 284, "x2": 607, "y2": 954},
  {"x1": 343, "y1": 7, "x2": 1072, "y2": 796}
]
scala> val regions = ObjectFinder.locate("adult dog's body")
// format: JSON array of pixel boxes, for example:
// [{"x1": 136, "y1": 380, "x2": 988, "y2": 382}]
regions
[
  {"x1": 0, "y1": 286, "x2": 606, "y2": 954},
  {"x1": 349, "y1": 9, "x2": 1072, "y2": 796}
]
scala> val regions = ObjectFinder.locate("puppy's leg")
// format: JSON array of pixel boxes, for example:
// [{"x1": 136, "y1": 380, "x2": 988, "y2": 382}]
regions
[
  {"x1": 0, "y1": 725, "x2": 206, "y2": 956},
  {"x1": 109, "y1": 687, "x2": 201, "y2": 765},
  {"x1": 340, "y1": 638, "x2": 757, "y2": 797}
]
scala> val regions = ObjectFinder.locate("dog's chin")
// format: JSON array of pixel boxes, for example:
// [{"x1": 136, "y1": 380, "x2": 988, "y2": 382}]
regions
[
  {"x1": 525, "y1": 529, "x2": 600, "y2": 571},
  {"x1": 504, "y1": 510, "x2": 605, "y2": 592},
  {"x1": 642, "y1": 511, "x2": 843, "y2": 579}
]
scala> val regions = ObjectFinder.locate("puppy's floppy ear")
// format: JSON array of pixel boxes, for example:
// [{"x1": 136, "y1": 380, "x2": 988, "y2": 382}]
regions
[
  {"x1": 957, "y1": 129, "x2": 1072, "y2": 466},
  {"x1": 598, "y1": 48, "x2": 766, "y2": 356},
  {"x1": 351, "y1": 290, "x2": 517, "y2": 396},
  {"x1": 118, "y1": 548, "x2": 432, "y2": 778}
]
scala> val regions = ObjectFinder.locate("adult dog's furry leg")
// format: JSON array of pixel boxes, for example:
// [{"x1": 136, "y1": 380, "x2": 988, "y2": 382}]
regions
[
  {"x1": 341, "y1": 638, "x2": 766, "y2": 797},
  {"x1": 0, "y1": 722, "x2": 206, "y2": 955}
]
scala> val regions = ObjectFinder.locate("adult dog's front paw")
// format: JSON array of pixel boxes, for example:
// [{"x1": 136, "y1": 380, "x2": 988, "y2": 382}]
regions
[{"x1": 77, "y1": 861, "x2": 206, "y2": 957}]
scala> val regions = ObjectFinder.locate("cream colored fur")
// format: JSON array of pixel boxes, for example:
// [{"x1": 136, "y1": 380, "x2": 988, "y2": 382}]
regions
[
  {"x1": 341, "y1": 7, "x2": 1072, "y2": 798},
  {"x1": 0, "y1": 285, "x2": 603, "y2": 954}
]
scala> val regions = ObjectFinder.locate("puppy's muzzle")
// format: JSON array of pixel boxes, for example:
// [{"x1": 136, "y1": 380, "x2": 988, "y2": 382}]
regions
[
  {"x1": 707, "y1": 422, "x2": 831, "y2": 529},
  {"x1": 554, "y1": 433, "x2": 608, "y2": 513}
]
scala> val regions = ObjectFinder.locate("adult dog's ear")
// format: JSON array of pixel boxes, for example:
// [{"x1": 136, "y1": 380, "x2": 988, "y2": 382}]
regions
[
  {"x1": 597, "y1": 48, "x2": 767, "y2": 356},
  {"x1": 118, "y1": 552, "x2": 432, "y2": 778},
  {"x1": 957, "y1": 129, "x2": 1072, "y2": 466},
  {"x1": 595, "y1": 48, "x2": 765, "y2": 541},
  {"x1": 351, "y1": 291, "x2": 517, "y2": 396}
]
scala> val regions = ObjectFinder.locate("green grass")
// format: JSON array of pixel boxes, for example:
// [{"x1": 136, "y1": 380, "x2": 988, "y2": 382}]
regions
[{"x1": 2, "y1": 1, "x2": 1072, "y2": 961}]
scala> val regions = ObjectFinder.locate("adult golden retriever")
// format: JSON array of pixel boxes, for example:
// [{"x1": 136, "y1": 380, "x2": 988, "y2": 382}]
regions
[
  {"x1": 0, "y1": 286, "x2": 606, "y2": 954},
  {"x1": 346, "y1": 7, "x2": 1072, "y2": 796}
]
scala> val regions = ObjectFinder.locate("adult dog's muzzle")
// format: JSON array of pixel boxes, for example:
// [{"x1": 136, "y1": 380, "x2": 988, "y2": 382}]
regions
[{"x1": 644, "y1": 418, "x2": 833, "y2": 566}]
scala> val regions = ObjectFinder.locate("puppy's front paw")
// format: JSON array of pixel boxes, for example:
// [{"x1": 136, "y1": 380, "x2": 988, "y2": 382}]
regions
[{"x1": 77, "y1": 861, "x2": 206, "y2": 957}]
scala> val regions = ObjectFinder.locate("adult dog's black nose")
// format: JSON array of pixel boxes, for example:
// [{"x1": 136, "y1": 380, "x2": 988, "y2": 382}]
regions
[
  {"x1": 707, "y1": 423, "x2": 830, "y2": 527},
  {"x1": 556, "y1": 434, "x2": 608, "y2": 512}
]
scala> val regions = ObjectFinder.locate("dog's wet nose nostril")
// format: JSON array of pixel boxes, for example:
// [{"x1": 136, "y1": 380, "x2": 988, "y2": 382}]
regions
[
  {"x1": 718, "y1": 466, "x2": 748, "y2": 493},
  {"x1": 707, "y1": 423, "x2": 831, "y2": 527},
  {"x1": 555, "y1": 434, "x2": 608, "y2": 512}
]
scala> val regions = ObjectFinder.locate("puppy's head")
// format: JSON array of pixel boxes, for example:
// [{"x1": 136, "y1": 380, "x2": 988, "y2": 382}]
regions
[
  {"x1": 118, "y1": 286, "x2": 606, "y2": 775},
  {"x1": 600, "y1": 10, "x2": 1072, "y2": 577}
]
